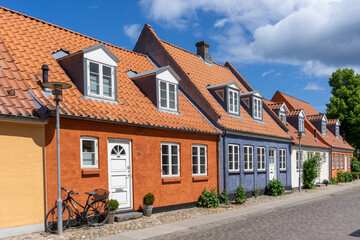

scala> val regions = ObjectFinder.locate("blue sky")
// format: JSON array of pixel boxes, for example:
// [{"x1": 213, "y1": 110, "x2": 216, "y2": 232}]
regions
[{"x1": 2, "y1": 0, "x2": 359, "y2": 113}]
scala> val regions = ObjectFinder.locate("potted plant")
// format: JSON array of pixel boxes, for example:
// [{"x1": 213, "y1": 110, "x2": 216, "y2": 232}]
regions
[
  {"x1": 143, "y1": 193, "x2": 155, "y2": 217},
  {"x1": 107, "y1": 199, "x2": 119, "y2": 224},
  {"x1": 323, "y1": 179, "x2": 329, "y2": 186}
]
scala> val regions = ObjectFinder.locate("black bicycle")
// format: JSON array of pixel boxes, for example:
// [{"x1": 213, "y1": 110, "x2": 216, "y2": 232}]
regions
[{"x1": 45, "y1": 187, "x2": 110, "y2": 233}]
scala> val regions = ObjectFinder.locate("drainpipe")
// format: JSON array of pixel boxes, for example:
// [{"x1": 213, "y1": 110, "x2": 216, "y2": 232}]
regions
[
  {"x1": 330, "y1": 147, "x2": 333, "y2": 179},
  {"x1": 222, "y1": 131, "x2": 227, "y2": 192},
  {"x1": 217, "y1": 135, "x2": 222, "y2": 194}
]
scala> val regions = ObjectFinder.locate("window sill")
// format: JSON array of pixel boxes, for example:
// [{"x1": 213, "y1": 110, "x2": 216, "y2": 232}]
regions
[
  {"x1": 257, "y1": 170, "x2": 266, "y2": 173},
  {"x1": 280, "y1": 169, "x2": 287, "y2": 172},
  {"x1": 192, "y1": 176, "x2": 209, "y2": 182},
  {"x1": 244, "y1": 170, "x2": 254, "y2": 174},
  {"x1": 229, "y1": 171, "x2": 240, "y2": 175},
  {"x1": 82, "y1": 169, "x2": 100, "y2": 176},
  {"x1": 162, "y1": 177, "x2": 182, "y2": 184}
]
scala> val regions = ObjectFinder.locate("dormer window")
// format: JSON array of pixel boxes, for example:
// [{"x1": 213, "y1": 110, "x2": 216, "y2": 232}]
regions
[
  {"x1": 321, "y1": 119, "x2": 327, "y2": 136},
  {"x1": 159, "y1": 80, "x2": 177, "y2": 111},
  {"x1": 299, "y1": 117, "x2": 304, "y2": 132},
  {"x1": 228, "y1": 89, "x2": 239, "y2": 115},
  {"x1": 279, "y1": 112, "x2": 286, "y2": 123},
  {"x1": 88, "y1": 61, "x2": 114, "y2": 99},
  {"x1": 253, "y1": 97, "x2": 262, "y2": 120},
  {"x1": 335, "y1": 123, "x2": 340, "y2": 138}
]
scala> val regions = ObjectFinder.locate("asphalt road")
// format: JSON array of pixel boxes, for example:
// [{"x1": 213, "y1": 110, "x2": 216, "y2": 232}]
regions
[{"x1": 153, "y1": 188, "x2": 360, "y2": 240}]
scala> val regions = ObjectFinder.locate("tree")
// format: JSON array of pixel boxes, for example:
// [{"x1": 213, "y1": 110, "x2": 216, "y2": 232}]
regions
[
  {"x1": 326, "y1": 68, "x2": 360, "y2": 152},
  {"x1": 303, "y1": 154, "x2": 322, "y2": 189}
]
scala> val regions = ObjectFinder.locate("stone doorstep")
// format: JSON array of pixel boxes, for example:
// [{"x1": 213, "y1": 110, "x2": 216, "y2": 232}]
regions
[
  {"x1": 283, "y1": 190, "x2": 294, "y2": 195},
  {"x1": 115, "y1": 211, "x2": 143, "y2": 222}
]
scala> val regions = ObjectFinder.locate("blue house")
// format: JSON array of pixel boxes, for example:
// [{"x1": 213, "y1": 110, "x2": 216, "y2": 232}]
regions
[{"x1": 134, "y1": 25, "x2": 292, "y2": 196}]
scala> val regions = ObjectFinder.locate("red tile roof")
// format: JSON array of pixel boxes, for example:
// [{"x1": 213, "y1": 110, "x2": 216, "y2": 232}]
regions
[
  {"x1": 0, "y1": 7, "x2": 218, "y2": 134},
  {"x1": 271, "y1": 91, "x2": 353, "y2": 151},
  {"x1": 141, "y1": 26, "x2": 290, "y2": 140},
  {"x1": 327, "y1": 119, "x2": 339, "y2": 125},
  {"x1": 307, "y1": 114, "x2": 324, "y2": 121}
]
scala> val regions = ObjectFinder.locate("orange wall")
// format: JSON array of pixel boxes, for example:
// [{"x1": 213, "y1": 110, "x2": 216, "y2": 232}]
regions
[
  {"x1": 45, "y1": 117, "x2": 218, "y2": 211},
  {"x1": 330, "y1": 151, "x2": 352, "y2": 179}
]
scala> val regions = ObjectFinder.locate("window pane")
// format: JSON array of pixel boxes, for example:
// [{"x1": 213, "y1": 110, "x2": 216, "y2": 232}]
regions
[
  {"x1": 83, "y1": 153, "x2": 95, "y2": 165},
  {"x1": 192, "y1": 147, "x2": 198, "y2": 156},
  {"x1": 171, "y1": 145, "x2": 178, "y2": 154},
  {"x1": 103, "y1": 66, "x2": 111, "y2": 76},
  {"x1": 192, "y1": 156, "x2": 197, "y2": 165},
  {"x1": 162, "y1": 155, "x2": 169, "y2": 165},
  {"x1": 169, "y1": 100, "x2": 175, "y2": 109},
  {"x1": 162, "y1": 145, "x2": 168, "y2": 154},
  {"x1": 172, "y1": 156, "x2": 178, "y2": 164},
  {"x1": 83, "y1": 140, "x2": 95, "y2": 152},
  {"x1": 193, "y1": 165, "x2": 198, "y2": 174},
  {"x1": 160, "y1": 82, "x2": 166, "y2": 91},
  {"x1": 200, "y1": 156, "x2": 205, "y2": 165},
  {"x1": 172, "y1": 165, "x2": 178, "y2": 175},
  {"x1": 160, "y1": 90, "x2": 167, "y2": 99},
  {"x1": 169, "y1": 84, "x2": 175, "y2": 93},
  {"x1": 162, "y1": 166, "x2": 169, "y2": 175},
  {"x1": 103, "y1": 76, "x2": 111, "y2": 87},
  {"x1": 169, "y1": 91, "x2": 175, "y2": 101},
  {"x1": 90, "y1": 74, "x2": 99, "y2": 94},
  {"x1": 103, "y1": 86, "x2": 111, "y2": 97},
  {"x1": 200, "y1": 165, "x2": 206, "y2": 173},
  {"x1": 234, "y1": 161, "x2": 239, "y2": 170},
  {"x1": 161, "y1": 99, "x2": 167, "y2": 107},
  {"x1": 90, "y1": 62, "x2": 99, "y2": 73}
]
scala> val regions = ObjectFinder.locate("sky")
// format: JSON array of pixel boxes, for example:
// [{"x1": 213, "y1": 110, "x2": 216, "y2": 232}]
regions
[{"x1": 2, "y1": 0, "x2": 359, "y2": 113}]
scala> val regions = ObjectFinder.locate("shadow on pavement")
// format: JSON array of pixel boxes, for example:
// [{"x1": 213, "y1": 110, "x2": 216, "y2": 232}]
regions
[{"x1": 349, "y1": 229, "x2": 360, "y2": 237}]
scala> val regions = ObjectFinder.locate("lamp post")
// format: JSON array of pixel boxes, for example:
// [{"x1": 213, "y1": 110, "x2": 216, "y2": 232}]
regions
[
  {"x1": 297, "y1": 131, "x2": 303, "y2": 191},
  {"x1": 42, "y1": 81, "x2": 71, "y2": 235}
]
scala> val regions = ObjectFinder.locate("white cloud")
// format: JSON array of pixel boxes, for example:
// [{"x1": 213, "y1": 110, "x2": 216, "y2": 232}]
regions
[
  {"x1": 140, "y1": 0, "x2": 360, "y2": 76},
  {"x1": 262, "y1": 69, "x2": 274, "y2": 77},
  {"x1": 304, "y1": 82, "x2": 326, "y2": 91},
  {"x1": 123, "y1": 24, "x2": 141, "y2": 42}
]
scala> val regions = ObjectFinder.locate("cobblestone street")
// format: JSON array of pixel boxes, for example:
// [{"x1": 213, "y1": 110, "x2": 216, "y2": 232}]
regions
[{"x1": 155, "y1": 186, "x2": 360, "y2": 240}]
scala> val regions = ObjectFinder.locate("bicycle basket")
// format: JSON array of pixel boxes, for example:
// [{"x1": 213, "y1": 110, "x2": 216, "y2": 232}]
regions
[{"x1": 93, "y1": 188, "x2": 109, "y2": 201}]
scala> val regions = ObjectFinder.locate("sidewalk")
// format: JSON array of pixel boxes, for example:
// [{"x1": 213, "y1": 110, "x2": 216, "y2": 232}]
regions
[{"x1": 100, "y1": 181, "x2": 360, "y2": 240}]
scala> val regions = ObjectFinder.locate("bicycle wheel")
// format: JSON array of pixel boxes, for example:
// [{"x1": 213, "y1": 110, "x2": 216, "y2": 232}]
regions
[
  {"x1": 86, "y1": 200, "x2": 110, "y2": 226},
  {"x1": 45, "y1": 204, "x2": 72, "y2": 233}
]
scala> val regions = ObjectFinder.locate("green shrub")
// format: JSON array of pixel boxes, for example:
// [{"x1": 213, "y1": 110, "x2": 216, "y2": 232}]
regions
[
  {"x1": 351, "y1": 157, "x2": 360, "y2": 172},
  {"x1": 351, "y1": 172, "x2": 358, "y2": 180},
  {"x1": 197, "y1": 188, "x2": 219, "y2": 208},
  {"x1": 337, "y1": 171, "x2": 345, "y2": 182},
  {"x1": 252, "y1": 184, "x2": 260, "y2": 198},
  {"x1": 218, "y1": 188, "x2": 230, "y2": 205},
  {"x1": 266, "y1": 179, "x2": 284, "y2": 196},
  {"x1": 323, "y1": 179, "x2": 329, "y2": 184},
  {"x1": 303, "y1": 154, "x2": 321, "y2": 189},
  {"x1": 329, "y1": 177, "x2": 339, "y2": 185},
  {"x1": 234, "y1": 183, "x2": 246, "y2": 204},
  {"x1": 344, "y1": 172, "x2": 352, "y2": 182},
  {"x1": 143, "y1": 193, "x2": 155, "y2": 205},
  {"x1": 107, "y1": 199, "x2": 119, "y2": 211}
]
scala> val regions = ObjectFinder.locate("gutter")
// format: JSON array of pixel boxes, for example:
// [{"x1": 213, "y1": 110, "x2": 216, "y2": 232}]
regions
[
  {"x1": 226, "y1": 129, "x2": 292, "y2": 142},
  {"x1": 0, "y1": 114, "x2": 48, "y2": 125}
]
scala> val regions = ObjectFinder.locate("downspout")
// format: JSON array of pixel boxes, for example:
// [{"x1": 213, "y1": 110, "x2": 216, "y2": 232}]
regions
[
  {"x1": 330, "y1": 147, "x2": 333, "y2": 179},
  {"x1": 217, "y1": 135, "x2": 221, "y2": 194},
  {"x1": 222, "y1": 131, "x2": 227, "y2": 192}
]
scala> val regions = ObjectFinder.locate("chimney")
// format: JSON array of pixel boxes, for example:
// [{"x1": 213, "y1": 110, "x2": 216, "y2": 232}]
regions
[
  {"x1": 42, "y1": 64, "x2": 49, "y2": 83},
  {"x1": 314, "y1": 129, "x2": 317, "y2": 138},
  {"x1": 196, "y1": 41, "x2": 211, "y2": 62}
]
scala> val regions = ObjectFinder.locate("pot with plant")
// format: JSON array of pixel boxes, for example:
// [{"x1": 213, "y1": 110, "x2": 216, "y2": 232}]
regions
[
  {"x1": 323, "y1": 179, "x2": 329, "y2": 186},
  {"x1": 143, "y1": 193, "x2": 155, "y2": 217},
  {"x1": 107, "y1": 199, "x2": 119, "y2": 224}
]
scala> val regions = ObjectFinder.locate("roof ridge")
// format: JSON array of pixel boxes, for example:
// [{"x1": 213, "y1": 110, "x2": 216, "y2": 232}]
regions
[
  {"x1": 160, "y1": 39, "x2": 230, "y2": 70},
  {"x1": 277, "y1": 90, "x2": 312, "y2": 105},
  {"x1": 0, "y1": 6, "x2": 146, "y2": 58}
]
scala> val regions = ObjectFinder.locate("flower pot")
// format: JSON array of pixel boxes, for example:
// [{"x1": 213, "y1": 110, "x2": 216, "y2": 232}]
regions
[
  {"x1": 325, "y1": 182, "x2": 328, "y2": 186},
  {"x1": 107, "y1": 210, "x2": 116, "y2": 224},
  {"x1": 143, "y1": 204, "x2": 153, "y2": 217}
]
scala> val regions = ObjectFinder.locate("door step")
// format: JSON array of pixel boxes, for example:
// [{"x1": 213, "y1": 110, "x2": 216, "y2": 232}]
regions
[
  {"x1": 114, "y1": 211, "x2": 143, "y2": 222},
  {"x1": 283, "y1": 190, "x2": 293, "y2": 195}
]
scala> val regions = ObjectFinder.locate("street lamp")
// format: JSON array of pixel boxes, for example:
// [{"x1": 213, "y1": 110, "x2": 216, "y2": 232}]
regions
[
  {"x1": 296, "y1": 131, "x2": 303, "y2": 191},
  {"x1": 42, "y1": 80, "x2": 71, "y2": 235}
]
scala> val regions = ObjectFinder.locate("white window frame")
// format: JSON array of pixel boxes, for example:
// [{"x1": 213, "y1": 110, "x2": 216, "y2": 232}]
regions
[
  {"x1": 349, "y1": 155, "x2": 351, "y2": 168},
  {"x1": 257, "y1": 147, "x2": 266, "y2": 171},
  {"x1": 244, "y1": 146, "x2": 254, "y2": 172},
  {"x1": 269, "y1": 148, "x2": 276, "y2": 165},
  {"x1": 279, "y1": 149, "x2": 286, "y2": 170},
  {"x1": 192, "y1": 145, "x2": 207, "y2": 176},
  {"x1": 341, "y1": 154, "x2": 344, "y2": 169},
  {"x1": 161, "y1": 143, "x2": 180, "y2": 177},
  {"x1": 345, "y1": 155, "x2": 348, "y2": 170},
  {"x1": 336, "y1": 154, "x2": 340, "y2": 169},
  {"x1": 80, "y1": 136, "x2": 99, "y2": 169},
  {"x1": 331, "y1": 153, "x2": 335, "y2": 169},
  {"x1": 296, "y1": 151, "x2": 304, "y2": 171},
  {"x1": 228, "y1": 144, "x2": 240, "y2": 172},
  {"x1": 158, "y1": 80, "x2": 178, "y2": 111},
  {"x1": 298, "y1": 117, "x2": 304, "y2": 132},
  {"x1": 279, "y1": 112, "x2": 286, "y2": 123},
  {"x1": 87, "y1": 60, "x2": 115, "y2": 100},
  {"x1": 253, "y1": 97, "x2": 262, "y2": 120},
  {"x1": 228, "y1": 89, "x2": 239, "y2": 115},
  {"x1": 321, "y1": 120, "x2": 327, "y2": 136},
  {"x1": 335, "y1": 124, "x2": 340, "y2": 138}
]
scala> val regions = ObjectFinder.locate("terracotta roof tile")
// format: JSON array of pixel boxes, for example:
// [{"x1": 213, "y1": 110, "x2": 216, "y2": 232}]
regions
[
  {"x1": 272, "y1": 91, "x2": 319, "y2": 115},
  {"x1": 327, "y1": 119, "x2": 338, "y2": 125},
  {"x1": 287, "y1": 109, "x2": 302, "y2": 117},
  {"x1": 307, "y1": 114, "x2": 324, "y2": 121},
  {"x1": 0, "y1": 6, "x2": 218, "y2": 134},
  {"x1": 141, "y1": 29, "x2": 289, "y2": 139}
]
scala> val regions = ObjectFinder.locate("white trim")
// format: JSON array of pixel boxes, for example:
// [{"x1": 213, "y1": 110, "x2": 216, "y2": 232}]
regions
[
  {"x1": 87, "y1": 60, "x2": 115, "y2": 100},
  {"x1": 0, "y1": 223, "x2": 44, "y2": 238},
  {"x1": 161, "y1": 142, "x2": 180, "y2": 177},
  {"x1": 80, "y1": 136, "x2": 99, "y2": 169},
  {"x1": 298, "y1": 117, "x2": 304, "y2": 132},
  {"x1": 279, "y1": 149, "x2": 286, "y2": 170},
  {"x1": 257, "y1": 146, "x2": 266, "y2": 171},
  {"x1": 244, "y1": 145, "x2": 254, "y2": 171},
  {"x1": 158, "y1": 80, "x2": 178, "y2": 112},
  {"x1": 253, "y1": 97, "x2": 262, "y2": 120},
  {"x1": 228, "y1": 144, "x2": 240, "y2": 172},
  {"x1": 192, "y1": 144, "x2": 207, "y2": 176},
  {"x1": 331, "y1": 153, "x2": 335, "y2": 170},
  {"x1": 228, "y1": 89, "x2": 239, "y2": 115}
]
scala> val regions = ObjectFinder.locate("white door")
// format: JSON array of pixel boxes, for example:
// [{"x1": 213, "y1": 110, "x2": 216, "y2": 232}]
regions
[
  {"x1": 345, "y1": 155, "x2": 348, "y2": 172},
  {"x1": 108, "y1": 139, "x2": 132, "y2": 210},
  {"x1": 269, "y1": 148, "x2": 277, "y2": 180}
]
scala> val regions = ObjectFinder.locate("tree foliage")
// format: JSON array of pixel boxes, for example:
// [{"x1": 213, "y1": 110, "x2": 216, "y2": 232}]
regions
[
  {"x1": 326, "y1": 68, "x2": 360, "y2": 151},
  {"x1": 303, "y1": 154, "x2": 321, "y2": 189}
]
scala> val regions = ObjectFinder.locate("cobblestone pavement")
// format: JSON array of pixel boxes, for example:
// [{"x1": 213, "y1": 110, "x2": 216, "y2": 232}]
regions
[
  {"x1": 154, "y1": 186, "x2": 360, "y2": 240},
  {"x1": 5, "y1": 182, "x2": 357, "y2": 240}
]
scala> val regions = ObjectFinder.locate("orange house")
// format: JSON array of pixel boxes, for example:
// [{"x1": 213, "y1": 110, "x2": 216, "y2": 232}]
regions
[
  {"x1": 0, "y1": 6, "x2": 219, "y2": 213},
  {"x1": 271, "y1": 91, "x2": 354, "y2": 179}
]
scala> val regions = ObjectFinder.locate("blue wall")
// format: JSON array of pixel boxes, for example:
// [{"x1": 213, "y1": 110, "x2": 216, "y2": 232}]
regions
[{"x1": 220, "y1": 133, "x2": 291, "y2": 193}]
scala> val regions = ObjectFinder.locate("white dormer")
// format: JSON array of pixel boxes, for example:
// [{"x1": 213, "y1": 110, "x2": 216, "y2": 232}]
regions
[
  {"x1": 298, "y1": 110, "x2": 306, "y2": 133},
  {"x1": 228, "y1": 84, "x2": 240, "y2": 115},
  {"x1": 335, "y1": 120, "x2": 340, "y2": 138},
  {"x1": 279, "y1": 103, "x2": 289, "y2": 124},
  {"x1": 252, "y1": 91, "x2": 263, "y2": 121},
  {"x1": 131, "y1": 66, "x2": 180, "y2": 113},
  {"x1": 84, "y1": 44, "x2": 119, "y2": 100},
  {"x1": 321, "y1": 115, "x2": 328, "y2": 136}
]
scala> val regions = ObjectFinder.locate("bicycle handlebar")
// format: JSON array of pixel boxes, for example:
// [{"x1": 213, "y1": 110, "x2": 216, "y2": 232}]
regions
[{"x1": 61, "y1": 187, "x2": 79, "y2": 195}]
